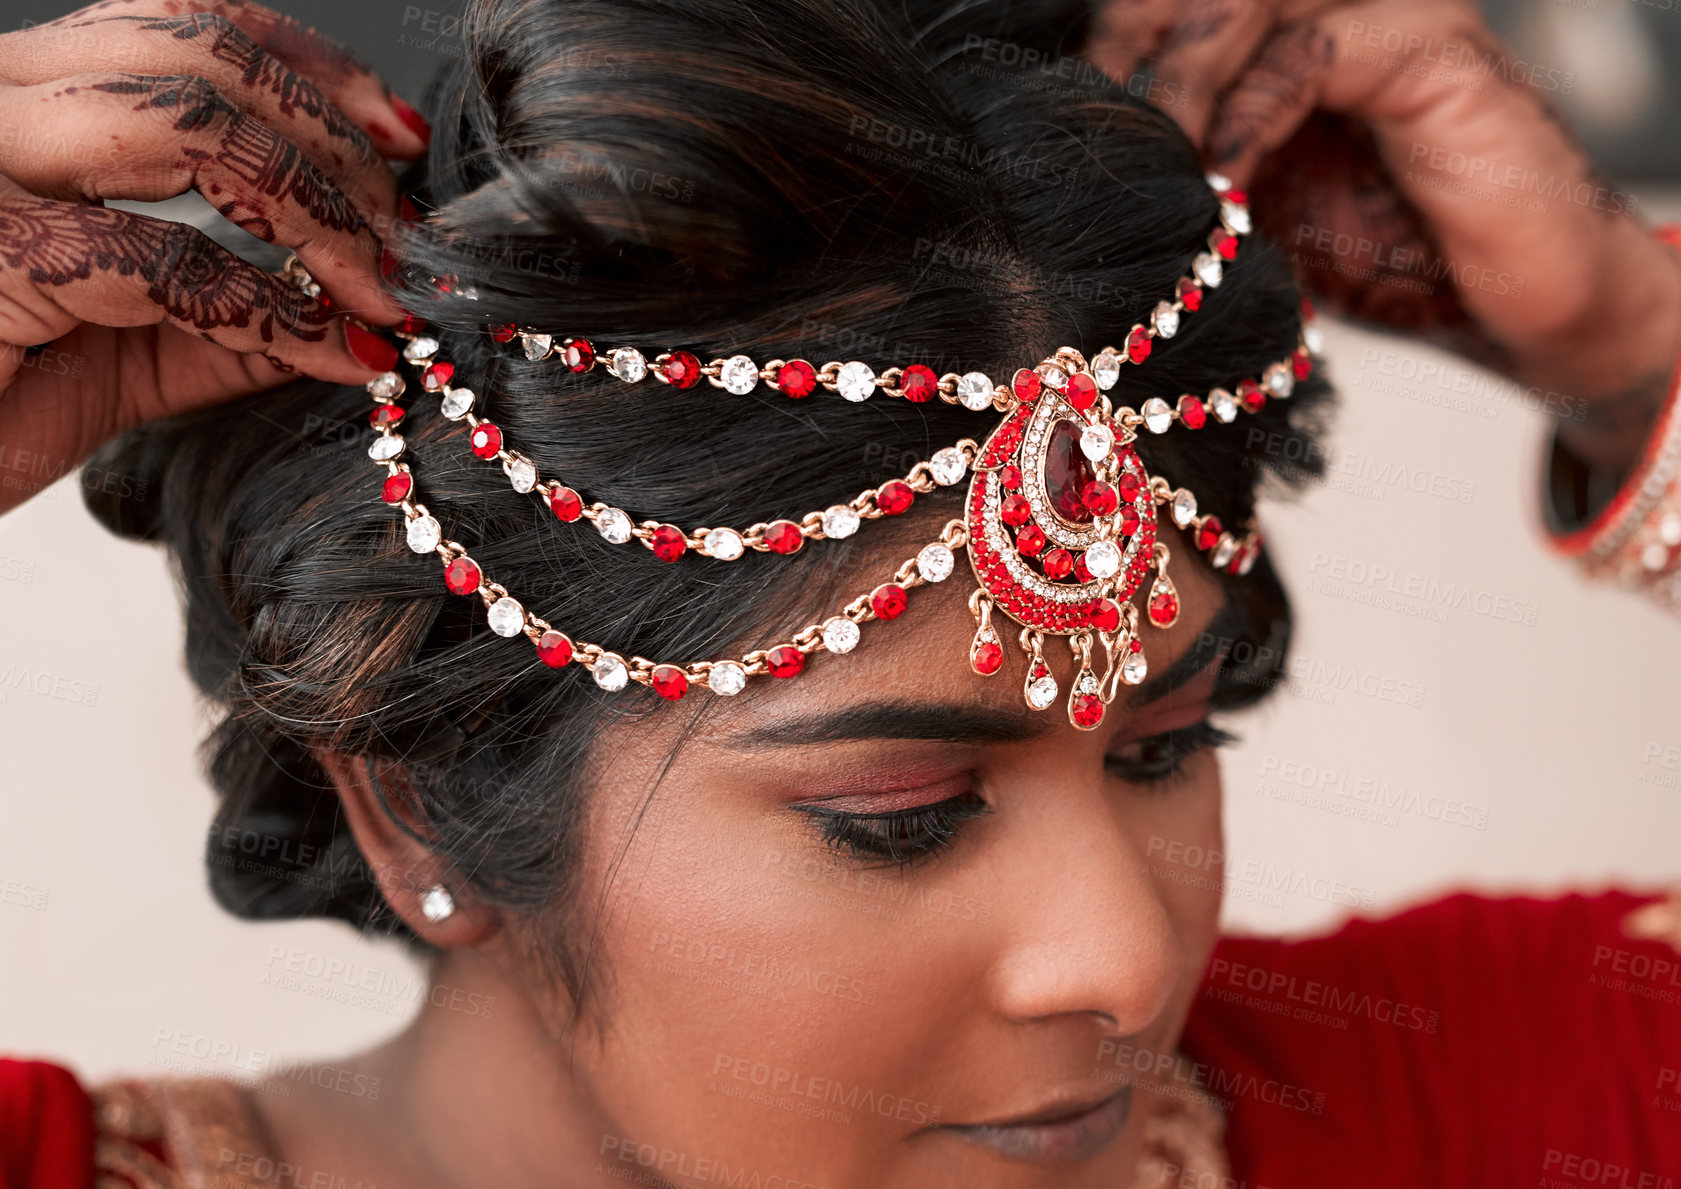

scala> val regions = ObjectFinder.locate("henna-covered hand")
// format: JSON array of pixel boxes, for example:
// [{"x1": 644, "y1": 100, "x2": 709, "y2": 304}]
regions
[
  {"x1": 0, "y1": 0, "x2": 432, "y2": 517},
  {"x1": 1089, "y1": 0, "x2": 1681, "y2": 477}
]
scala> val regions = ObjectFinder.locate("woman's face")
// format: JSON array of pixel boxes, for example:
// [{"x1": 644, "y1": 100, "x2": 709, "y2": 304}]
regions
[{"x1": 499, "y1": 539, "x2": 1233, "y2": 1189}]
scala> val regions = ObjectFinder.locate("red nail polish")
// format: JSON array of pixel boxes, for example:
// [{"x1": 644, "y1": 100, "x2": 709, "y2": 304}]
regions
[
  {"x1": 392, "y1": 96, "x2": 431, "y2": 146},
  {"x1": 345, "y1": 321, "x2": 399, "y2": 372}
]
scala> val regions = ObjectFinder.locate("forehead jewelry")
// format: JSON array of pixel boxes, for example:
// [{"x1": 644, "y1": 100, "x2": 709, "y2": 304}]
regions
[{"x1": 291, "y1": 173, "x2": 1320, "y2": 730}]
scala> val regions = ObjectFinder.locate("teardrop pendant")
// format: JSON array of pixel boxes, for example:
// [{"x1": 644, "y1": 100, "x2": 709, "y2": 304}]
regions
[
  {"x1": 1022, "y1": 632, "x2": 1058, "y2": 711},
  {"x1": 1147, "y1": 546, "x2": 1180, "y2": 628},
  {"x1": 1066, "y1": 633, "x2": 1104, "y2": 730},
  {"x1": 968, "y1": 592, "x2": 1004, "y2": 676}
]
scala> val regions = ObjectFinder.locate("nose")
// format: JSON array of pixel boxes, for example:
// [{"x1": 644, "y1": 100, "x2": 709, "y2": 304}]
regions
[{"x1": 980, "y1": 781, "x2": 1188, "y2": 1036}]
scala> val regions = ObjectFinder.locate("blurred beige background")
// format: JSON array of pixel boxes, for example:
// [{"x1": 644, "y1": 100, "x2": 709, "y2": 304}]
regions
[{"x1": 6, "y1": 219, "x2": 1680, "y2": 1079}]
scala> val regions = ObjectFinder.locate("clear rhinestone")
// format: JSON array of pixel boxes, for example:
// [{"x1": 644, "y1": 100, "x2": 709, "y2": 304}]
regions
[
  {"x1": 929, "y1": 447, "x2": 967, "y2": 486},
  {"x1": 504, "y1": 454, "x2": 537, "y2": 493},
  {"x1": 708, "y1": 661, "x2": 747, "y2": 696},
  {"x1": 1221, "y1": 199, "x2": 1252, "y2": 235},
  {"x1": 368, "y1": 372, "x2": 405, "y2": 399},
  {"x1": 704, "y1": 527, "x2": 745, "y2": 561},
  {"x1": 1303, "y1": 325, "x2": 1325, "y2": 354},
  {"x1": 486, "y1": 596, "x2": 526, "y2": 638},
  {"x1": 597, "y1": 508, "x2": 633, "y2": 545},
  {"x1": 1027, "y1": 675, "x2": 1058, "y2": 711},
  {"x1": 406, "y1": 514, "x2": 441, "y2": 554},
  {"x1": 822, "y1": 505, "x2": 861, "y2": 539},
  {"x1": 1205, "y1": 171, "x2": 1233, "y2": 191},
  {"x1": 1152, "y1": 301, "x2": 1180, "y2": 339},
  {"x1": 958, "y1": 372, "x2": 995, "y2": 411},
  {"x1": 369, "y1": 434, "x2": 405, "y2": 461},
  {"x1": 522, "y1": 333, "x2": 553, "y2": 361},
  {"x1": 420, "y1": 886, "x2": 454, "y2": 923},
  {"x1": 1266, "y1": 362, "x2": 1295, "y2": 398},
  {"x1": 1042, "y1": 365, "x2": 1068, "y2": 390},
  {"x1": 1238, "y1": 543, "x2": 1260, "y2": 575},
  {"x1": 916, "y1": 543, "x2": 955, "y2": 583},
  {"x1": 1193, "y1": 253, "x2": 1223, "y2": 288},
  {"x1": 1084, "y1": 540, "x2": 1121, "y2": 579},
  {"x1": 1092, "y1": 350, "x2": 1121, "y2": 391},
  {"x1": 1122, "y1": 649, "x2": 1149, "y2": 685},
  {"x1": 720, "y1": 354, "x2": 759, "y2": 395},
  {"x1": 403, "y1": 336, "x2": 439, "y2": 361},
  {"x1": 822, "y1": 616, "x2": 862, "y2": 655},
  {"x1": 836, "y1": 361, "x2": 876, "y2": 402},
  {"x1": 440, "y1": 387, "x2": 475, "y2": 420},
  {"x1": 1080, "y1": 423, "x2": 1115, "y2": 462},
  {"x1": 1141, "y1": 398, "x2": 1173, "y2": 434},
  {"x1": 1642, "y1": 542, "x2": 1671, "y2": 571},
  {"x1": 1211, "y1": 536, "x2": 1238, "y2": 569},
  {"x1": 1661, "y1": 513, "x2": 1681, "y2": 547},
  {"x1": 608, "y1": 347, "x2": 647, "y2": 383},
  {"x1": 1172, "y1": 489, "x2": 1198, "y2": 528},
  {"x1": 592, "y1": 653, "x2": 629, "y2": 691},
  {"x1": 1211, "y1": 389, "x2": 1239, "y2": 423}
]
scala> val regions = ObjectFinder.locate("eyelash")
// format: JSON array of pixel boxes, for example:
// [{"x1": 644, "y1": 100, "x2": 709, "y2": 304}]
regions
[{"x1": 800, "y1": 720, "x2": 1238, "y2": 868}]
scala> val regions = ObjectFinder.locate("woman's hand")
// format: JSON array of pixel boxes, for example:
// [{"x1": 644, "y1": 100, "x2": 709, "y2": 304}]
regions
[
  {"x1": 1090, "y1": 0, "x2": 1681, "y2": 474},
  {"x1": 0, "y1": 0, "x2": 427, "y2": 515}
]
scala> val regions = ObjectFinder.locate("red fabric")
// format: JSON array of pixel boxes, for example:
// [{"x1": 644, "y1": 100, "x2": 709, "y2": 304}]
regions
[
  {"x1": 0, "y1": 1061, "x2": 93, "y2": 1189},
  {"x1": 1182, "y1": 890, "x2": 1681, "y2": 1186}
]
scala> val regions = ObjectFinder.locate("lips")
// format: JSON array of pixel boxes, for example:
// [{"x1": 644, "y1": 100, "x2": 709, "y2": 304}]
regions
[{"x1": 939, "y1": 1085, "x2": 1134, "y2": 1164}]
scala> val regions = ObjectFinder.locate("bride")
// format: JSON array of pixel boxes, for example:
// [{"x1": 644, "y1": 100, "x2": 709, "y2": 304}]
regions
[{"x1": 1, "y1": 0, "x2": 1678, "y2": 1186}]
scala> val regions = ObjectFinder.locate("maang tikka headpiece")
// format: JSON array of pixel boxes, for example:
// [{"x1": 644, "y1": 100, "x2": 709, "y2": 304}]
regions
[{"x1": 288, "y1": 173, "x2": 1322, "y2": 731}]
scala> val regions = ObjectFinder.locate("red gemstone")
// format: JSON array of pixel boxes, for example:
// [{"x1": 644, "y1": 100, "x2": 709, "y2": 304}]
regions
[
  {"x1": 1071, "y1": 694, "x2": 1104, "y2": 729},
  {"x1": 1238, "y1": 379, "x2": 1265, "y2": 413},
  {"x1": 1066, "y1": 373, "x2": 1099, "y2": 411},
  {"x1": 651, "y1": 524, "x2": 688, "y2": 563},
  {"x1": 1090, "y1": 598, "x2": 1121, "y2": 632},
  {"x1": 900, "y1": 364, "x2": 938, "y2": 403},
  {"x1": 537, "y1": 630, "x2": 574, "y2": 668},
  {"x1": 1212, "y1": 228, "x2": 1238, "y2": 261},
  {"x1": 423, "y1": 362, "x2": 454, "y2": 391},
  {"x1": 1177, "y1": 278, "x2": 1202, "y2": 311},
  {"x1": 1042, "y1": 548, "x2": 1074, "y2": 580},
  {"x1": 1180, "y1": 395, "x2": 1207, "y2": 429},
  {"x1": 562, "y1": 338, "x2": 594, "y2": 373},
  {"x1": 1074, "y1": 554, "x2": 1093, "y2": 583},
  {"x1": 1000, "y1": 464, "x2": 1024, "y2": 491},
  {"x1": 443, "y1": 556, "x2": 481, "y2": 596},
  {"x1": 1001, "y1": 493, "x2": 1033, "y2": 527},
  {"x1": 767, "y1": 645, "x2": 805, "y2": 678},
  {"x1": 651, "y1": 665, "x2": 690, "y2": 701},
  {"x1": 764, "y1": 520, "x2": 805, "y2": 555},
  {"x1": 1127, "y1": 326, "x2": 1152, "y2": 364},
  {"x1": 1045, "y1": 419, "x2": 1096, "y2": 522},
  {"x1": 381, "y1": 472, "x2": 412, "y2": 504},
  {"x1": 1120, "y1": 506, "x2": 1142, "y2": 535},
  {"x1": 397, "y1": 315, "x2": 427, "y2": 336},
  {"x1": 1016, "y1": 523, "x2": 1046, "y2": 557},
  {"x1": 491, "y1": 323, "x2": 518, "y2": 343},
  {"x1": 973, "y1": 640, "x2": 1004, "y2": 675},
  {"x1": 663, "y1": 351, "x2": 702, "y2": 389},
  {"x1": 1082, "y1": 480, "x2": 1118, "y2": 517},
  {"x1": 1117, "y1": 472, "x2": 1143, "y2": 502},
  {"x1": 1196, "y1": 517, "x2": 1223, "y2": 551},
  {"x1": 877, "y1": 480, "x2": 915, "y2": 516},
  {"x1": 1149, "y1": 591, "x2": 1180, "y2": 625},
  {"x1": 1012, "y1": 369, "x2": 1042, "y2": 402},
  {"x1": 549, "y1": 485, "x2": 583, "y2": 522},
  {"x1": 1294, "y1": 349, "x2": 1313, "y2": 380},
  {"x1": 1130, "y1": 638, "x2": 1143, "y2": 653},
  {"x1": 871, "y1": 584, "x2": 908, "y2": 620},
  {"x1": 470, "y1": 422, "x2": 502, "y2": 459},
  {"x1": 370, "y1": 404, "x2": 405, "y2": 429},
  {"x1": 777, "y1": 359, "x2": 817, "y2": 399},
  {"x1": 1226, "y1": 188, "x2": 1249, "y2": 204}
]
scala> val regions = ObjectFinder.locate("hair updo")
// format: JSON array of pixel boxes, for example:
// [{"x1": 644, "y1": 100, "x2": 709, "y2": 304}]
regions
[{"x1": 84, "y1": 0, "x2": 1331, "y2": 988}]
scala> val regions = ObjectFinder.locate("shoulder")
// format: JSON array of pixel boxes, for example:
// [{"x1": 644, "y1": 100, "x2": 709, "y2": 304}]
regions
[
  {"x1": 1182, "y1": 888, "x2": 1681, "y2": 1188},
  {"x1": 0, "y1": 1059, "x2": 280, "y2": 1189}
]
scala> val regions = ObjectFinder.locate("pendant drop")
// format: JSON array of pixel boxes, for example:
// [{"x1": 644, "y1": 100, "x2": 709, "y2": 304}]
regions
[
  {"x1": 1066, "y1": 633, "x2": 1104, "y2": 730},
  {"x1": 1147, "y1": 544, "x2": 1180, "y2": 628},
  {"x1": 1122, "y1": 638, "x2": 1149, "y2": 685},
  {"x1": 1022, "y1": 631, "x2": 1058, "y2": 711},
  {"x1": 969, "y1": 592, "x2": 1004, "y2": 676}
]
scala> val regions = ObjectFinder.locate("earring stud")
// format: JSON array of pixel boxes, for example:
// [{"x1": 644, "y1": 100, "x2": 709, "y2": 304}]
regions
[{"x1": 420, "y1": 884, "x2": 455, "y2": 923}]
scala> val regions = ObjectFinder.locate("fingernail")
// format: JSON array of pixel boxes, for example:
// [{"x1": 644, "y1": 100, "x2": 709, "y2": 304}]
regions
[
  {"x1": 392, "y1": 96, "x2": 431, "y2": 146},
  {"x1": 345, "y1": 320, "x2": 399, "y2": 372}
]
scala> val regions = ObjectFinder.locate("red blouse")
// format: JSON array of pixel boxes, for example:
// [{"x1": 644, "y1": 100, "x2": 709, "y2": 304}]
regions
[{"x1": 5, "y1": 891, "x2": 1680, "y2": 1187}]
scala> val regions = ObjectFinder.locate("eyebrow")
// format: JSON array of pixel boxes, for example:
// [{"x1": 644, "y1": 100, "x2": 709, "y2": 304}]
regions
[{"x1": 727, "y1": 594, "x2": 1244, "y2": 749}]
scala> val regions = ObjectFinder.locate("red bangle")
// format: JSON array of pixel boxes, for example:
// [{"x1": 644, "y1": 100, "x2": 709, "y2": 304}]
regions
[{"x1": 1544, "y1": 224, "x2": 1681, "y2": 609}]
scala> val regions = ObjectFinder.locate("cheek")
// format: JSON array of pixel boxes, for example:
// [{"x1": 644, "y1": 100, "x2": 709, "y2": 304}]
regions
[
  {"x1": 566, "y1": 800, "x2": 948, "y2": 1174},
  {"x1": 1130, "y1": 751, "x2": 1226, "y2": 1019}
]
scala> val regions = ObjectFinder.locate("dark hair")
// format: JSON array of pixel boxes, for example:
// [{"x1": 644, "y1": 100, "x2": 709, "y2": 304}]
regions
[{"x1": 84, "y1": 0, "x2": 1331, "y2": 994}]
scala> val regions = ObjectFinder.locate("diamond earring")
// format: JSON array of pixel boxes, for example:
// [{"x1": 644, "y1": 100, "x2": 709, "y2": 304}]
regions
[{"x1": 420, "y1": 884, "x2": 455, "y2": 923}]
